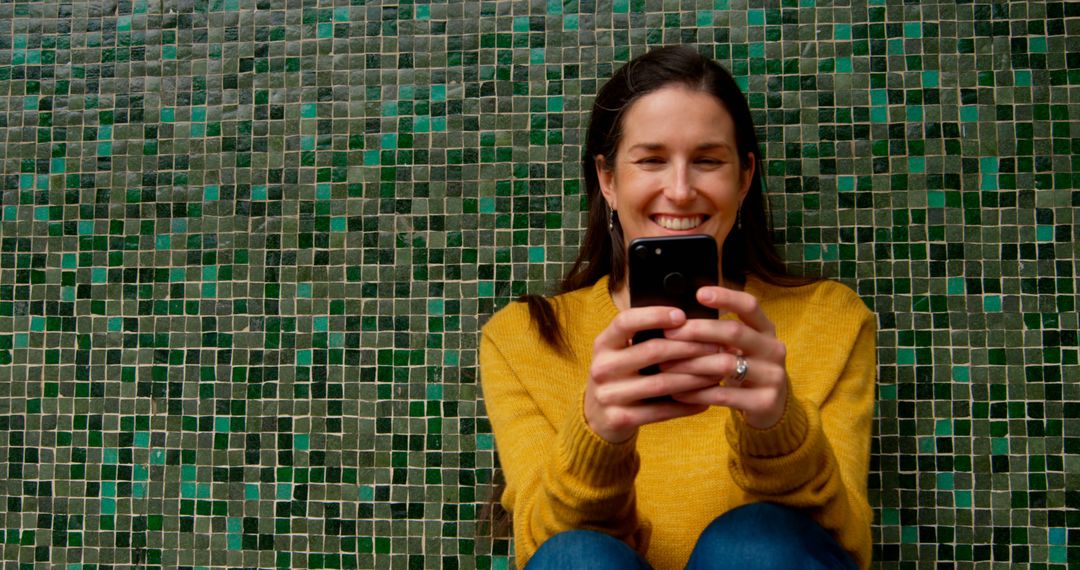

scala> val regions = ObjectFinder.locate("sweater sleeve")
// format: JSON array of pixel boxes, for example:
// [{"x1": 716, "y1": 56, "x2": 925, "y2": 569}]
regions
[
  {"x1": 725, "y1": 306, "x2": 876, "y2": 570},
  {"x1": 479, "y1": 322, "x2": 650, "y2": 568}
]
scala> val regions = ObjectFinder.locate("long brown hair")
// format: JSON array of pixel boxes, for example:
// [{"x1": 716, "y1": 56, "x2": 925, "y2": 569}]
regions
[{"x1": 524, "y1": 45, "x2": 813, "y2": 351}]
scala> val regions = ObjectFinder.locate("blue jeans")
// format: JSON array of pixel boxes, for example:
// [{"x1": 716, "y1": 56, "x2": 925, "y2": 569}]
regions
[{"x1": 525, "y1": 503, "x2": 859, "y2": 570}]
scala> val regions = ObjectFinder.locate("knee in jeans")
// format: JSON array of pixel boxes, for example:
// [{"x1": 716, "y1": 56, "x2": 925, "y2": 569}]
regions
[
  {"x1": 527, "y1": 530, "x2": 649, "y2": 570},
  {"x1": 703, "y1": 502, "x2": 810, "y2": 539},
  {"x1": 540, "y1": 529, "x2": 612, "y2": 552},
  {"x1": 694, "y1": 504, "x2": 811, "y2": 558},
  {"x1": 690, "y1": 503, "x2": 854, "y2": 570}
]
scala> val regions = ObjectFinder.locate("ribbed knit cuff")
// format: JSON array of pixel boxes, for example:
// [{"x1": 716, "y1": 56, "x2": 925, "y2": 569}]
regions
[
  {"x1": 557, "y1": 405, "x2": 640, "y2": 488},
  {"x1": 726, "y1": 392, "x2": 810, "y2": 458}
]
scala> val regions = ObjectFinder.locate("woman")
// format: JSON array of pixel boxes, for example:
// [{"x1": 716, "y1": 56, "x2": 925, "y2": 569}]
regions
[{"x1": 479, "y1": 46, "x2": 875, "y2": 569}]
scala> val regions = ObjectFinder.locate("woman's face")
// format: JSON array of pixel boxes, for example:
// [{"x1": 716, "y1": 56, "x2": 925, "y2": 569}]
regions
[{"x1": 596, "y1": 85, "x2": 754, "y2": 260}]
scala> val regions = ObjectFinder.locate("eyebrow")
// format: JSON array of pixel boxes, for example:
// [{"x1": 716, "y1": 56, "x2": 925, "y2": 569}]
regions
[{"x1": 626, "y1": 142, "x2": 736, "y2": 153}]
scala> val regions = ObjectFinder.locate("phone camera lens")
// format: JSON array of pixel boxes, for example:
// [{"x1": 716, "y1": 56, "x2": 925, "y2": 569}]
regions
[
  {"x1": 663, "y1": 272, "x2": 686, "y2": 295},
  {"x1": 633, "y1": 244, "x2": 649, "y2": 259}
]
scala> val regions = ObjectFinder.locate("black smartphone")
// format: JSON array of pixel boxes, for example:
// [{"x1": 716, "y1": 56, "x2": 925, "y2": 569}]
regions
[{"x1": 628, "y1": 235, "x2": 719, "y2": 375}]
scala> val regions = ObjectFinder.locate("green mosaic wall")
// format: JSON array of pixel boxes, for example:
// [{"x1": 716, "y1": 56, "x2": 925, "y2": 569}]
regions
[{"x1": 0, "y1": 0, "x2": 1077, "y2": 568}]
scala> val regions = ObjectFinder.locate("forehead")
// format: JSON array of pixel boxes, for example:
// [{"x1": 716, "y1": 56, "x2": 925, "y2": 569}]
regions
[{"x1": 618, "y1": 85, "x2": 737, "y2": 145}]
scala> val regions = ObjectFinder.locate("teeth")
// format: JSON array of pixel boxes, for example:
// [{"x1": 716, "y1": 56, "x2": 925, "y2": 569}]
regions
[{"x1": 655, "y1": 215, "x2": 704, "y2": 230}]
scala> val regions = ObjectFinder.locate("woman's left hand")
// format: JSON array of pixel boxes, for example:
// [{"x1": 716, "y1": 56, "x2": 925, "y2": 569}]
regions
[{"x1": 660, "y1": 286, "x2": 789, "y2": 429}]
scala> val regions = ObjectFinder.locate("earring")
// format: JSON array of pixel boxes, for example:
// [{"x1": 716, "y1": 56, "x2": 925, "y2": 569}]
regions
[
  {"x1": 607, "y1": 204, "x2": 615, "y2": 232},
  {"x1": 737, "y1": 206, "x2": 742, "y2": 231}
]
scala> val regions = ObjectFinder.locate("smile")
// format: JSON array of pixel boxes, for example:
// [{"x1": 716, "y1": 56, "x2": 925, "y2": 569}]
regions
[{"x1": 653, "y1": 215, "x2": 706, "y2": 231}]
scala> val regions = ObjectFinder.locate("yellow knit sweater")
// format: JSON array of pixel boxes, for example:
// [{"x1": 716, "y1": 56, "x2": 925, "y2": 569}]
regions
[{"x1": 480, "y1": 275, "x2": 876, "y2": 569}]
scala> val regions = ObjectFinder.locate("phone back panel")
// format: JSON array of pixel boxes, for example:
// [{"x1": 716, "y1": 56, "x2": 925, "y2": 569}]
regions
[
  {"x1": 628, "y1": 235, "x2": 720, "y2": 369},
  {"x1": 629, "y1": 235, "x2": 719, "y2": 315}
]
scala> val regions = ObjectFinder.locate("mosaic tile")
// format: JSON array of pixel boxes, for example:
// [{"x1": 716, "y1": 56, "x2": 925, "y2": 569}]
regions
[{"x1": 0, "y1": 0, "x2": 1077, "y2": 568}]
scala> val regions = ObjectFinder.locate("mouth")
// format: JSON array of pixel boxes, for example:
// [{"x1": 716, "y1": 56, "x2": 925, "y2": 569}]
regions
[{"x1": 652, "y1": 214, "x2": 707, "y2": 231}]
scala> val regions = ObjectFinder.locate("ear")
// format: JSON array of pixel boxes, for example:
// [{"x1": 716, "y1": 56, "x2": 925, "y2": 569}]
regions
[
  {"x1": 738, "y1": 152, "x2": 756, "y2": 202},
  {"x1": 595, "y1": 155, "x2": 617, "y2": 210}
]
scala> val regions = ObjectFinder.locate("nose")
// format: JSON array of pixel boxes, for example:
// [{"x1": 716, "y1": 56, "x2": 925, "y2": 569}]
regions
[{"x1": 664, "y1": 161, "x2": 694, "y2": 204}]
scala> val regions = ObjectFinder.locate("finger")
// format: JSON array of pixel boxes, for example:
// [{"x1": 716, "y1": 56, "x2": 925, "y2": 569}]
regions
[
  {"x1": 591, "y1": 338, "x2": 717, "y2": 384},
  {"x1": 593, "y1": 371, "x2": 721, "y2": 405},
  {"x1": 594, "y1": 306, "x2": 687, "y2": 350},
  {"x1": 669, "y1": 384, "x2": 773, "y2": 411},
  {"x1": 631, "y1": 400, "x2": 710, "y2": 425},
  {"x1": 659, "y1": 351, "x2": 740, "y2": 377},
  {"x1": 696, "y1": 286, "x2": 775, "y2": 336},
  {"x1": 662, "y1": 354, "x2": 785, "y2": 388},
  {"x1": 671, "y1": 383, "x2": 787, "y2": 429},
  {"x1": 663, "y1": 318, "x2": 777, "y2": 359},
  {"x1": 596, "y1": 399, "x2": 712, "y2": 438}
]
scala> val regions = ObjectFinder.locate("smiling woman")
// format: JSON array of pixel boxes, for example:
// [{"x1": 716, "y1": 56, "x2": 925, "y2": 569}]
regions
[
  {"x1": 595, "y1": 84, "x2": 755, "y2": 312},
  {"x1": 480, "y1": 46, "x2": 876, "y2": 570}
]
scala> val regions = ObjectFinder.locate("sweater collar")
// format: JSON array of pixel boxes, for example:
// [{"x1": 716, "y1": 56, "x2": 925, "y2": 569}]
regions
[{"x1": 588, "y1": 276, "x2": 620, "y2": 336}]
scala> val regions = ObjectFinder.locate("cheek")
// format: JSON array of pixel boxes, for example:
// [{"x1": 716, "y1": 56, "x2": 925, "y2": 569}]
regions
[
  {"x1": 699, "y1": 170, "x2": 741, "y2": 193},
  {"x1": 611, "y1": 170, "x2": 651, "y2": 200},
  {"x1": 724, "y1": 168, "x2": 749, "y2": 192}
]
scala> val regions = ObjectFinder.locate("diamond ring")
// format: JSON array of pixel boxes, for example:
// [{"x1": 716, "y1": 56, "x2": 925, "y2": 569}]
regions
[{"x1": 731, "y1": 355, "x2": 749, "y2": 384}]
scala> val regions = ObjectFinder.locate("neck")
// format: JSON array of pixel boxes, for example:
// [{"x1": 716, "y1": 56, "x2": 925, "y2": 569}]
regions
[{"x1": 611, "y1": 283, "x2": 630, "y2": 312}]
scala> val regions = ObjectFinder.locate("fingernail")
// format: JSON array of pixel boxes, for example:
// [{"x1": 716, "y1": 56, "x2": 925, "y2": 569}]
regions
[
  {"x1": 700, "y1": 289, "x2": 714, "y2": 302},
  {"x1": 669, "y1": 309, "x2": 683, "y2": 323}
]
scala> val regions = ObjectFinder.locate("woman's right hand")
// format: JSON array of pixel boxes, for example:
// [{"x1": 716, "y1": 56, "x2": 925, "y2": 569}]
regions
[{"x1": 584, "y1": 307, "x2": 720, "y2": 443}]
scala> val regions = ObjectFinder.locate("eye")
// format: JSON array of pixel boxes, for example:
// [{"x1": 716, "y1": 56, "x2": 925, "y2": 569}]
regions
[
  {"x1": 695, "y1": 157, "x2": 725, "y2": 166},
  {"x1": 635, "y1": 157, "x2": 665, "y2": 166}
]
